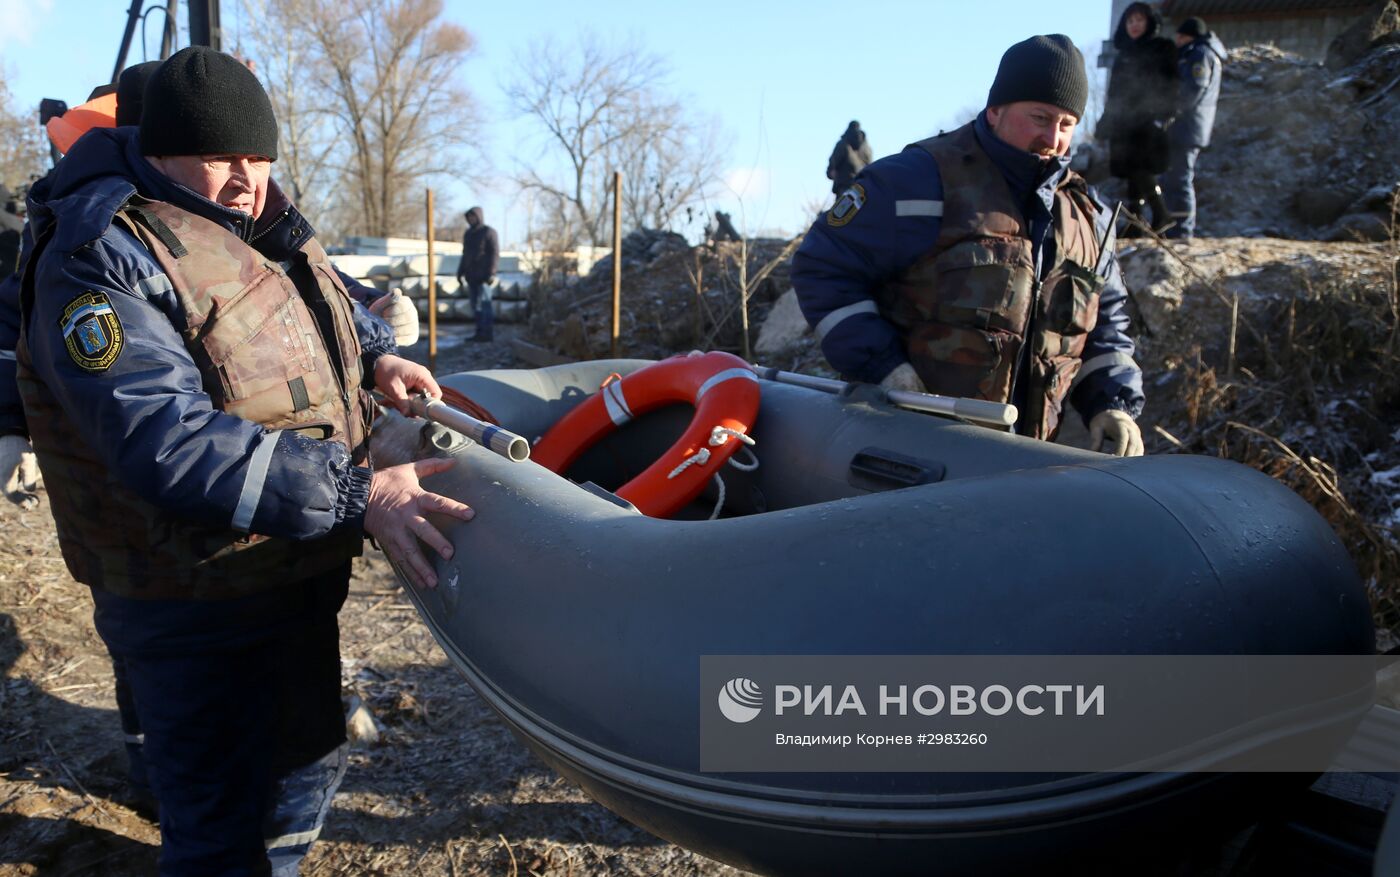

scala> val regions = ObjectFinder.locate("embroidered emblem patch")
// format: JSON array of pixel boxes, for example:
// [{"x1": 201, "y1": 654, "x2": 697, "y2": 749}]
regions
[
  {"x1": 60, "y1": 290, "x2": 124, "y2": 372},
  {"x1": 1192, "y1": 62, "x2": 1208, "y2": 84},
  {"x1": 827, "y1": 183, "x2": 866, "y2": 228}
]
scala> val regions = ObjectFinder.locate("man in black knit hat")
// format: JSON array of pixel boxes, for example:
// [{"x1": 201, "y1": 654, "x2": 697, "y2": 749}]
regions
[
  {"x1": 17, "y1": 46, "x2": 474, "y2": 876},
  {"x1": 792, "y1": 34, "x2": 1145, "y2": 455}
]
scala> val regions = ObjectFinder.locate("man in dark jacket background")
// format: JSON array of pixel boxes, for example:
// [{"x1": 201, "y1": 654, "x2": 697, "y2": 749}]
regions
[
  {"x1": 1165, "y1": 17, "x2": 1226, "y2": 240},
  {"x1": 456, "y1": 206, "x2": 499, "y2": 341},
  {"x1": 826, "y1": 121, "x2": 874, "y2": 196}
]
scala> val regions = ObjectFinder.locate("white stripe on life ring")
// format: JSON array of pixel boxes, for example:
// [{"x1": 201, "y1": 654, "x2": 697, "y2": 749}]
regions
[
  {"x1": 603, "y1": 379, "x2": 633, "y2": 426},
  {"x1": 695, "y1": 367, "x2": 759, "y2": 400}
]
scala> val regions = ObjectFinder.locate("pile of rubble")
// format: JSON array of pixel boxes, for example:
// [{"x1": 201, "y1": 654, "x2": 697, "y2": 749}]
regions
[
  {"x1": 1198, "y1": 22, "x2": 1400, "y2": 240},
  {"x1": 527, "y1": 232, "x2": 800, "y2": 362}
]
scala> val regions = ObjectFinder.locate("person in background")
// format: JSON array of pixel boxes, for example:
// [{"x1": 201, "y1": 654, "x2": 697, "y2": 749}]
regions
[
  {"x1": 1164, "y1": 16, "x2": 1226, "y2": 241},
  {"x1": 1101, "y1": 2, "x2": 1178, "y2": 235},
  {"x1": 456, "y1": 206, "x2": 498, "y2": 342},
  {"x1": 826, "y1": 120, "x2": 873, "y2": 196}
]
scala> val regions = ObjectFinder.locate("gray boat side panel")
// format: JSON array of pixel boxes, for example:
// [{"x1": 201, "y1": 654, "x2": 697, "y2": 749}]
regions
[
  {"x1": 439, "y1": 360, "x2": 652, "y2": 442},
  {"x1": 414, "y1": 445, "x2": 1365, "y2": 792},
  {"x1": 1089, "y1": 458, "x2": 1373, "y2": 656},
  {"x1": 409, "y1": 364, "x2": 1372, "y2": 874}
]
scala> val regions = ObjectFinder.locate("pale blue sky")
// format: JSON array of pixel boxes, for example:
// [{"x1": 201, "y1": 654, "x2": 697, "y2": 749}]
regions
[{"x1": 2, "y1": 0, "x2": 1114, "y2": 246}]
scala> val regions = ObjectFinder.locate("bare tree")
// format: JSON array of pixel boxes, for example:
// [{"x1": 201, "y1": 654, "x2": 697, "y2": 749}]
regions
[
  {"x1": 236, "y1": 0, "x2": 343, "y2": 231},
  {"x1": 238, "y1": 0, "x2": 483, "y2": 239},
  {"x1": 506, "y1": 34, "x2": 726, "y2": 247},
  {"x1": 615, "y1": 104, "x2": 728, "y2": 234},
  {"x1": 0, "y1": 75, "x2": 49, "y2": 195}
]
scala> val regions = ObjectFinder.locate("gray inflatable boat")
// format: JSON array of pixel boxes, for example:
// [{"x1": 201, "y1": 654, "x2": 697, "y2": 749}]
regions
[{"x1": 384, "y1": 358, "x2": 1374, "y2": 876}]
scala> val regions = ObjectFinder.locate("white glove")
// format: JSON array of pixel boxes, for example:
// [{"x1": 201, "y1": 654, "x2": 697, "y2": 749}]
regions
[
  {"x1": 878, "y1": 362, "x2": 926, "y2": 394},
  {"x1": 369, "y1": 288, "x2": 421, "y2": 347},
  {"x1": 0, "y1": 434, "x2": 42, "y2": 509},
  {"x1": 1088, "y1": 409, "x2": 1145, "y2": 457}
]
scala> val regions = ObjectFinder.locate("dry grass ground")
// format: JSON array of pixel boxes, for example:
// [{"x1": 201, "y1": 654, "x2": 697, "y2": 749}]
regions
[{"x1": 0, "y1": 323, "x2": 742, "y2": 877}]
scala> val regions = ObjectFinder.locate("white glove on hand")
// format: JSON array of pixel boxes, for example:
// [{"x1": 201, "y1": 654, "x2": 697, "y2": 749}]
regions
[
  {"x1": 1088, "y1": 409, "x2": 1145, "y2": 457},
  {"x1": 878, "y1": 362, "x2": 926, "y2": 394},
  {"x1": 369, "y1": 288, "x2": 421, "y2": 347},
  {"x1": 0, "y1": 434, "x2": 42, "y2": 509}
]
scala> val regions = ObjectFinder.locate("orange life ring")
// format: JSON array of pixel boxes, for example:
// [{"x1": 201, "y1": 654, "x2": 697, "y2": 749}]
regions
[{"x1": 532, "y1": 351, "x2": 761, "y2": 518}]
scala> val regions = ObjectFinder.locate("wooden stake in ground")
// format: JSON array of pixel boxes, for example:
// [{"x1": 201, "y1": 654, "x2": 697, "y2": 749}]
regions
[
  {"x1": 426, "y1": 187, "x2": 437, "y2": 372},
  {"x1": 611, "y1": 171, "x2": 623, "y2": 359},
  {"x1": 1228, "y1": 290, "x2": 1239, "y2": 380},
  {"x1": 738, "y1": 239, "x2": 751, "y2": 362}
]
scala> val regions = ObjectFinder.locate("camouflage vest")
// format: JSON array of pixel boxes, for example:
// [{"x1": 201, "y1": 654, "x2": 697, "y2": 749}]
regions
[
  {"x1": 881, "y1": 122, "x2": 1105, "y2": 438},
  {"x1": 16, "y1": 198, "x2": 372, "y2": 599}
]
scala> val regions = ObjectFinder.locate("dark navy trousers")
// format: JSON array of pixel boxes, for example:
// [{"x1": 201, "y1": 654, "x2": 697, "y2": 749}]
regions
[
  {"x1": 468, "y1": 280, "x2": 494, "y2": 340},
  {"x1": 91, "y1": 565, "x2": 350, "y2": 877}
]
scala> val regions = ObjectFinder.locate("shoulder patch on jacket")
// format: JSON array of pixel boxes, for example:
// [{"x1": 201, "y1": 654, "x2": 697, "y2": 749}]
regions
[
  {"x1": 60, "y1": 290, "x2": 124, "y2": 372},
  {"x1": 827, "y1": 183, "x2": 866, "y2": 227}
]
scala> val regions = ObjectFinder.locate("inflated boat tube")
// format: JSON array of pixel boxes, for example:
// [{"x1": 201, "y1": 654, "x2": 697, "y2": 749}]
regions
[{"x1": 387, "y1": 360, "x2": 1373, "y2": 876}]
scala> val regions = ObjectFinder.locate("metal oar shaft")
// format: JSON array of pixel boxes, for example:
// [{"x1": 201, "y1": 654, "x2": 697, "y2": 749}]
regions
[
  {"x1": 409, "y1": 393, "x2": 531, "y2": 462},
  {"x1": 752, "y1": 366, "x2": 1018, "y2": 429}
]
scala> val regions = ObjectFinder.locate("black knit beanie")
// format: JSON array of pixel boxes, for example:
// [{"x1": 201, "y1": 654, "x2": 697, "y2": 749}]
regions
[
  {"x1": 986, "y1": 34, "x2": 1088, "y2": 120},
  {"x1": 116, "y1": 61, "x2": 162, "y2": 127},
  {"x1": 140, "y1": 47, "x2": 278, "y2": 159},
  {"x1": 1178, "y1": 17, "x2": 1208, "y2": 39}
]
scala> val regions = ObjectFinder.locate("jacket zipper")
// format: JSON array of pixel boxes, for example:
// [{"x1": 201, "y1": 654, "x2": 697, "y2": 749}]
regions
[{"x1": 249, "y1": 209, "x2": 290, "y2": 244}]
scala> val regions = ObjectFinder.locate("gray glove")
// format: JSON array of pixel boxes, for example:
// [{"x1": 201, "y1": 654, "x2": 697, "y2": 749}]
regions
[
  {"x1": 1088, "y1": 409, "x2": 1145, "y2": 457},
  {"x1": 369, "y1": 288, "x2": 421, "y2": 347},
  {"x1": 0, "y1": 434, "x2": 42, "y2": 509},
  {"x1": 878, "y1": 362, "x2": 926, "y2": 394}
]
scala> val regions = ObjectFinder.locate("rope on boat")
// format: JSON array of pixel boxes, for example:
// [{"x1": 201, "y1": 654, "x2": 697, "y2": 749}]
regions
[{"x1": 660, "y1": 425, "x2": 762, "y2": 519}]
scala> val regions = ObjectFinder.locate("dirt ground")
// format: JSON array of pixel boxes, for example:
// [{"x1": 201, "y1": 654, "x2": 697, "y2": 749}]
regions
[{"x1": 0, "y1": 322, "x2": 743, "y2": 877}]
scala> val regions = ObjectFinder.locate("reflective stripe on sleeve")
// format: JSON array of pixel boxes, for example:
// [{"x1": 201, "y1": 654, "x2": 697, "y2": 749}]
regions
[
  {"x1": 1071, "y1": 352, "x2": 1140, "y2": 389},
  {"x1": 895, "y1": 199, "x2": 944, "y2": 217},
  {"x1": 814, "y1": 300, "x2": 879, "y2": 341},
  {"x1": 137, "y1": 272, "x2": 174, "y2": 299},
  {"x1": 232, "y1": 430, "x2": 281, "y2": 532},
  {"x1": 0, "y1": 349, "x2": 14, "y2": 361}
]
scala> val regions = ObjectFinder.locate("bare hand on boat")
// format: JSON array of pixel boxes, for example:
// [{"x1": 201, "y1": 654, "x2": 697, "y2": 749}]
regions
[
  {"x1": 365, "y1": 458, "x2": 474, "y2": 589},
  {"x1": 374, "y1": 354, "x2": 442, "y2": 415},
  {"x1": 1088, "y1": 409, "x2": 1145, "y2": 457}
]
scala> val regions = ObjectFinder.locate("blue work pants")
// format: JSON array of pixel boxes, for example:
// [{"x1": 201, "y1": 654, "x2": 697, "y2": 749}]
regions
[
  {"x1": 91, "y1": 565, "x2": 350, "y2": 877},
  {"x1": 468, "y1": 280, "x2": 494, "y2": 340},
  {"x1": 1163, "y1": 144, "x2": 1202, "y2": 239}
]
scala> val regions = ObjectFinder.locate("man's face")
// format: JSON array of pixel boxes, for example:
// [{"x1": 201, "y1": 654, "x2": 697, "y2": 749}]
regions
[
  {"x1": 1126, "y1": 11, "x2": 1148, "y2": 39},
  {"x1": 465, "y1": 212, "x2": 480, "y2": 228},
  {"x1": 986, "y1": 102, "x2": 1078, "y2": 159},
  {"x1": 1176, "y1": 32, "x2": 1192, "y2": 47},
  {"x1": 148, "y1": 154, "x2": 272, "y2": 218}
]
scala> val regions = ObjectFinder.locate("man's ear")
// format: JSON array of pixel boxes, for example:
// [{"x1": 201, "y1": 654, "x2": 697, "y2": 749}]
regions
[{"x1": 985, "y1": 105, "x2": 1002, "y2": 126}]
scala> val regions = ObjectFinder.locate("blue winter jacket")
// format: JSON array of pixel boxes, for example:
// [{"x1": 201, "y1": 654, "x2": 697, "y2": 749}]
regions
[
  {"x1": 790, "y1": 112, "x2": 1145, "y2": 427},
  {"x1": 1169, "y1": 34, "x2": 1227, "y2": 148},
  {"x1": 19, "y1": 127, "x2": 395, "y2": 537}
]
